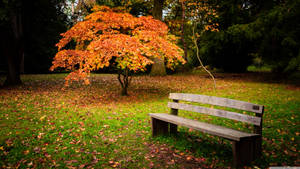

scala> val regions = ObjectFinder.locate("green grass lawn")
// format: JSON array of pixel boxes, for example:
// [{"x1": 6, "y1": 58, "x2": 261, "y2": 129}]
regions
[{"x1": 0, "y1": 72, "x2": 299, "y2": 168}]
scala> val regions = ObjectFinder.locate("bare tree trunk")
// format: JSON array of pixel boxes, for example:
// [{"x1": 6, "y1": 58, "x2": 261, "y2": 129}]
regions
[
  {"x1": 150, "y1": 0, "x2": 166, "y2": 76},
  {"x1": 20, "y1": 53, "x2": 24, "y2": 73},
  {"x1": 153, "y1": 0, "x2": 164, "y2": 19},
  {"x1": 2, "y1": 6, "x2": 24, "y2": 86},
  {"x1": 181, "y1": 0, "x2": 187, "y2": 60},
  {"x1": 1, "y1": 32, "x2": 21, "y2": 86}
]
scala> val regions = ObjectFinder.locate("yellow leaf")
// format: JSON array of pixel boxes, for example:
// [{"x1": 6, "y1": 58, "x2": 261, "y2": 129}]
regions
[{"x1": 40, "y1": 115, "x2": 46, "y2": 121}]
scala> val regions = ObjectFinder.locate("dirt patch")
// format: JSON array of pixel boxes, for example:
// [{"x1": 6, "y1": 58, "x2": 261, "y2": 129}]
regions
[{"x1": 145, "y1": 143, "x2": 226, "y2": 169}]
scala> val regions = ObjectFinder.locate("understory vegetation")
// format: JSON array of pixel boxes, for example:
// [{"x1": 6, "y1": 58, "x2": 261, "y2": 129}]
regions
[{"x1": 0, "y1": 73, "x2": 299, "y2": 168}]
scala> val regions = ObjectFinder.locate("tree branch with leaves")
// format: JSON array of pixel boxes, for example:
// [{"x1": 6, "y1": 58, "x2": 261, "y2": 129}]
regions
[{"x1": 50, "y1": 5, "x2": 185, "y2": 95}]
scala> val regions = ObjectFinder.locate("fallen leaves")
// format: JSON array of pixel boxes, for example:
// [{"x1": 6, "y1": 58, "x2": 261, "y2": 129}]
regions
[
  {"x1": 0, "y1": 73, "x2": 299, "y2": 168},
  {"x1": 5, "y1": 139, "x2": 14, "y2": 147},
  {"x1": 33, "y1": 147, "x2": 41, "y2": 153},
  {"x1": 37, "y1": 132, "x2": 44, "y2": 139},
  {"x1": 64, "y1": 160, "x2": 78, "y2": 165},
  {"x1": 40, "y1": 115, "x2": 47, "y2": 121},
  {"x1": 23, "y1": 150, "x2": 30, "y2": 155},
  {"x1": 70, "y1": 139, "x2": 81, "y2": 145},
  {"x1": 109, "y1": 160, "x2": 119, "y2": 168},
  {"x1": 145, "y1": 143, "x2": 208, "y2": 168}
]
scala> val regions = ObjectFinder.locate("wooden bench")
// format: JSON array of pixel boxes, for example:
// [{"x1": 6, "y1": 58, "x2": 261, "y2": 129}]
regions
[{"x1": 149, "y1": 93, "x2": 264, "y2": 167}]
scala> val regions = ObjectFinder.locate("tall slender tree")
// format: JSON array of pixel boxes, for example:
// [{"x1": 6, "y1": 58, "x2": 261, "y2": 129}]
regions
[
  {"x1": 0, "y1": 0, "x2": 24, "y2": 86},
  {"x1": 150, "y1": 0, "x2": 167, "y2": 76},
  {"x1": 180, "y1": 0, "x2": 187, "y2": 60}
]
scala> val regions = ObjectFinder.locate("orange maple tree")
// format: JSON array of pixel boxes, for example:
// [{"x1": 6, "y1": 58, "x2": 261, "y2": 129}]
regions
[{"x1": 50, "y1": 5, "x2": 185, "y2": 95}]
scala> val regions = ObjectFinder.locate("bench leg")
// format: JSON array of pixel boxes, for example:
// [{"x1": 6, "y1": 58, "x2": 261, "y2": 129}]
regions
[
  {"x1": 232, "y1": 138, "x2": 256, "y2": 168},
  {"x1": 170, "y1": 124, "x2": 177, "y2": 135},
  {"x1": 151, "y1": 117, "x2": 169, "y2": 137},
  {"x1": 254, "y1": 136, "x2": 262, "y2": 158}
]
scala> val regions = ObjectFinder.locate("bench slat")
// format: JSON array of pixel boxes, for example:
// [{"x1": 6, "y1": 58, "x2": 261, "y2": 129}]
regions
[
  {"x1": 169, "y1": 93, "x2": 264, "y2": 114},
  {"x1": 149, "y1": 113, "x2": 259, "y2": 141},
  {"x1": 168, "y1": 102, "x2": 261, "y2": 126}
]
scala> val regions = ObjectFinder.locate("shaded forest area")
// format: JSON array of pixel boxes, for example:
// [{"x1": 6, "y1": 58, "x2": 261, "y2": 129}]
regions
[{"x1": 1, "y1": 0, "x2": 300, "y2": 86}]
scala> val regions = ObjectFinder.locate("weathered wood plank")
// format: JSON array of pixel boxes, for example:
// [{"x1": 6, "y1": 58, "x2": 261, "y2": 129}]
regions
[
  {"x1": 149, "y1": 113, "x2": 259, "y2": 141},
  {"x1": 169, "y1": 93, "x2": 264, "y2": 114},
  {"x1": 168, "y1": 102, "x2": 262, "y2": 126}
]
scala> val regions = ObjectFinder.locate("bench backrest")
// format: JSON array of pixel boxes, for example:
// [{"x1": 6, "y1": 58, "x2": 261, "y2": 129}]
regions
[{"x1": 168, "y1": 93, "x2": 264, "y2": 134}]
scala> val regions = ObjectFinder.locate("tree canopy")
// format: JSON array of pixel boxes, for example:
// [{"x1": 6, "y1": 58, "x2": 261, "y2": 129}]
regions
[
  {"x1": 50, "y1": 5, "x2": 185, "y2": 94},
  {"x1": 197, "y1": 0, "x2": 300, "y2": 73}
]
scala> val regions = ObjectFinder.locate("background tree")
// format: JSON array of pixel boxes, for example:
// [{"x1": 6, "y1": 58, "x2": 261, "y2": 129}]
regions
[
  {"x1": 0, "y1": 0, "x2": 68, "y2": 86},
  {"x1": 180, "y1": 0, "x2": 187, "y2": 60},
  {"x1": 198, "y1": 0, "x2": 258, "y2": 72},
  {"x1": 68, "y1": 0, "x2": 96, "y2": 23},
  {"x1": 164, "y1": 0, "x2": 218, "y2": 67},
  {"x1": 198, "y1": 0, "x2": 300, "y2": 74},
  {"x1": 254, "y1": 0, "x2": 300, "y2": 73},
  {"x1": 50, "y1": 6, "x2": 185, "y2": 95},
  {"x1": 23, "y1": 0, "x2": 67, "y2": 73},
  {"x1": 185, "y1": 0, "x2": 218, "y2": 88},
  {"x1": 0, "y1": 0, "x2": 24, "y2": 85},
  {"x1": 149, "y1": 0, "x2": 167, "y2": 76}
]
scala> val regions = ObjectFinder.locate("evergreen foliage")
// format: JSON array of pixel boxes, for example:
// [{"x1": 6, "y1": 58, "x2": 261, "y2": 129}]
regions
[{"x1": 199, "y1": 0, "x2": 300, "y2": 73}]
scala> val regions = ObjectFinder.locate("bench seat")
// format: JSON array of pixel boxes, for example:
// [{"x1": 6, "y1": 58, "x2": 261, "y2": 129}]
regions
[{"x1": 149, "y1": 113, "x2": 260, "y2": 141}]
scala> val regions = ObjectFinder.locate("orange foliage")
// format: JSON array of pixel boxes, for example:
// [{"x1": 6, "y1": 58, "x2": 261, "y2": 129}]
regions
[{"x1": 50, "y1": 6, "x2": 185, "y2": 86}]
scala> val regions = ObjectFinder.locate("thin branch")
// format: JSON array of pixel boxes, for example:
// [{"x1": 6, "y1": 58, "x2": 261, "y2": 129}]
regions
[{"x1": 192, "y1": 24, "x2": 216, "y2": 90}]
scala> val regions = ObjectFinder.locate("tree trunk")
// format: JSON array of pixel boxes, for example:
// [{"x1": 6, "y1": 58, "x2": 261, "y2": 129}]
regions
[
  {"x1": 181, "y1": 0, "x2": 187, "y2": 60},
  {"x1": 153, "y1": 0, "x2": 164, "y2": 19},
  {"x1": 117, "y1": 69, "x2": 131, "y2": 96},
  {"x1": 2, "y1": 7, "x2": 24, "y2": 86},
  {"x1": 4, "y1": 39, "x2": 22, "y2": 86},
  {"x1": 121, "y1": 85, "x2": 128, "y2": 96},
  {"x1": 150, "y1": 0, "x2": 166, "y2": 76}
]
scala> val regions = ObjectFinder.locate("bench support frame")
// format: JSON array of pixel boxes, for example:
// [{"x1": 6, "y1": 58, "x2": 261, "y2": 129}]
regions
[{"x1": 151, "y1": 118, "x2": 169, "y2": 136}]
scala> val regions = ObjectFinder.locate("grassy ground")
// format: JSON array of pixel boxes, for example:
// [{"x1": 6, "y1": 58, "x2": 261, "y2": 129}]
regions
[{"x1": 0, "y1": 72, "x2": 299, "y2": 168}]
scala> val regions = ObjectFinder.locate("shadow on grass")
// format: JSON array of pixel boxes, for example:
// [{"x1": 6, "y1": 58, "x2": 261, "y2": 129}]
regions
[{"x1": 153, "y1": 131, "x2": 233, "y2": 167}]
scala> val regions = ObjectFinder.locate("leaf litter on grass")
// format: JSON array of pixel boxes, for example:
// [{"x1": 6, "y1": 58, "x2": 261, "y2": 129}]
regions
[{"x1": 0, "y1": 73, "x2": 299, "y2": 168}]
